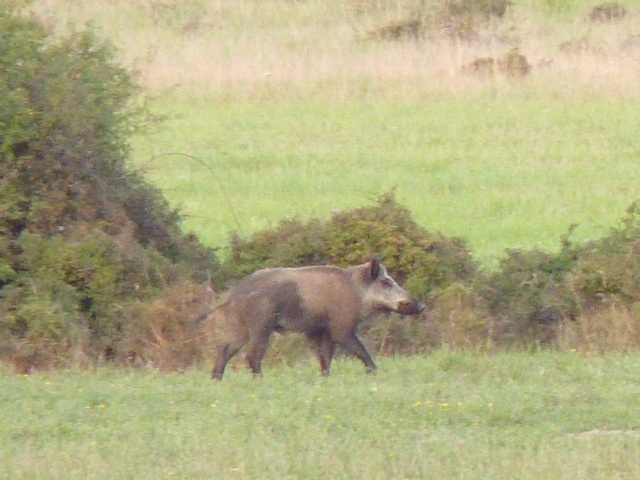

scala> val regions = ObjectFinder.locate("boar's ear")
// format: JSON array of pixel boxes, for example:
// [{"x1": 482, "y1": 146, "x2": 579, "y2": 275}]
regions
[{"x1": 368, "y1": 257, "x2": 381, "y2": 281}]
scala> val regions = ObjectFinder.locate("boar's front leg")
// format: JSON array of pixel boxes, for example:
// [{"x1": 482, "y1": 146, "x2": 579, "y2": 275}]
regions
[
  {"x1": 335, "y1": 331, "x2": 377, "y2": 374},
  {"x1": 245, "y1": 327, "x2": 274, "y2": 377},
  {"x1": 308, "y1": 329, "x2": 336, "y2": 377}
]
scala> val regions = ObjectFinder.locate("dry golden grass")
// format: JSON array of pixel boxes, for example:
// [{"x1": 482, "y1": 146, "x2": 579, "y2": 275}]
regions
[
  {"x1": 558, "y1": 303, "x2": 640, "y2": 353},
  {"x1": 27, "y1": 0, "x2": 640, "y2": 100}
]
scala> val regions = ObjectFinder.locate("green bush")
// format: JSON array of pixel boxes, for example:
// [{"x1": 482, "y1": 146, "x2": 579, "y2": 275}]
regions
[
  {"x1": 220, "y1": 191, "x2": 478, "y2": 301},
  {"x1": 569, "y1": 202, "x2": 640, "y2": 309},
  {"x1": 0, "y1": 8, "x2": 218, "y2": 369},
  {"x1": 476, "y1": 245, "x2": 578, "y2": 346},
  {"x1": 475, "y1": 207, "x2": 640, "y2": 347}
]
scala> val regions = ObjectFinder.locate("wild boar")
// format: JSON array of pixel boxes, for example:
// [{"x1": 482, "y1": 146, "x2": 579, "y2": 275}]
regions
[{"x1": 210, "y1": 258, "x2": 425, "y2": 380}]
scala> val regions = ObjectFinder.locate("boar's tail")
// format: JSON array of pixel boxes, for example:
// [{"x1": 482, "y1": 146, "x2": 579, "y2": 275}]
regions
[{"x1": 194, "y1": 307, "x2": 215, "y2": 327}]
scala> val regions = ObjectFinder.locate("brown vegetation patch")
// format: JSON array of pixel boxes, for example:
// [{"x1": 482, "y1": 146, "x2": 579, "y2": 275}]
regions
[
  {"x1": 498, "y1": 47, "x2": 531, "y2": 78},
  {"x1": 437, "y1": 16, "x2": 480, "y2": 42},
  {"x1": 441, "y1": 0, "x2": 511, "y2": 20},
  {"x1": 588, "y1": 2, "x2": 628, "y2": 23},
  {"x1": 461, "y1": 48, "x2": 530, "y2": 78},
  {"x1": 461, "y1": 56, "x2": 496, "y2": 77},
  {"x1": 367, "y1": 14, "x2": 426, "y2": 41},
  {"x1": 558, "y1": 36, "x2": 605, "y2": 56},
  {"x1": 121, "y1": 283, "x2": 216, "y2": 372},
  {"x1": 366, "y1": 0, "x2": 511, "y2": 42},
  {"x1": 557, "y1": 303, "x2": 640, "y2": 354}
]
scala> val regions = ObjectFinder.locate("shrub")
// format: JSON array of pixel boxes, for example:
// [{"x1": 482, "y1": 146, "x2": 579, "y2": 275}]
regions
[
  {"x1": 434, "y1": 0, "x2": 511, "y2": 40},
  {"x1": 476, "y1": 244, "x2": 578, "y2": 346},
  {"x1": 461, "y1": 57, "x2": 496, "y2": 77},
  {"x1": 497, "y1": 47, "x2": 531, "y2": 78},
  {"x1": 0, "y1": 8, "x2": 218, "y2": 370},
  {"x1": 462, "y1": 48, "x2": 531, "y2": 79},
  {"x1": 367, "y1": 14, "x2": 427, "y2": 41},
  {"x1": 569, "y1": 202, "x2": 640, "y2": 309},
  {"x1": 588, "y1": 2, "x2": 627, "y2": 22},
  {"x1": 473, "y1": 203, "x2": 640, "y2": 349}
]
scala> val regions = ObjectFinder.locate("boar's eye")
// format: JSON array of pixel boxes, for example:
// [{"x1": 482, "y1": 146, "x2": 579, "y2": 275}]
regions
[{"x1": 381, "y1": 279, "x2": 393, "y2": 289}]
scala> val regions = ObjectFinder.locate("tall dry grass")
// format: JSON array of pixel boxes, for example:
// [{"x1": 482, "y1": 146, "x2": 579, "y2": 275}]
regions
[
  {"x1": 557, "y1": 304, "x2": 640, "y2": 353},
  {"x1": 27, "y1": 0, "x2": 640, "y2": 100}
]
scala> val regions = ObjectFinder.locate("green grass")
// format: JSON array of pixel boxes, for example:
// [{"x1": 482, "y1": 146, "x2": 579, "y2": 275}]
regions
[
  {"x1": 2, "y1": 351, "x2": 640, "y2": 479},
  {"x1": 132, "y1": 92, "x2": 640, "y2": 264}
]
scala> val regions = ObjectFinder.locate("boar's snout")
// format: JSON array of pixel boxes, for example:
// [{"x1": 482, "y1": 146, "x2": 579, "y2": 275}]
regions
[{"x1": 396, "y1": 299, "x2": 426, "y2": 315}]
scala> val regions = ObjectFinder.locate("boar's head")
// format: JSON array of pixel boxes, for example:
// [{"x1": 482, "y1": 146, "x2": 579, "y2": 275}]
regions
[{"x1": 360, "y1": 258, "x2": 426, "y2": 315}]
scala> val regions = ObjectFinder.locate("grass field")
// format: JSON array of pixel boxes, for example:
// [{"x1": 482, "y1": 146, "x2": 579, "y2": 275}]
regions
[
  {"x1": 132, "y1": 93, "x2": 640, "y2": 263},
  {"x1": 28, "y1": 0, "x2": 640, "y2": 263},
  {"x1": 2, "y1": 351, "x2": 640, "y2": 479}
]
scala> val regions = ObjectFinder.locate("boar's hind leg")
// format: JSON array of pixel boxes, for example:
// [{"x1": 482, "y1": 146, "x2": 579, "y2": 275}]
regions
[
  {"x1": 308, "y1": 330, "x2": 336, "y2": 376},
  {"x1": 336, "y1": 332, "x2": 377, "y2": 374},
  {"x1": 212, "y1": 342, "x2": 243, "y2": 380}
]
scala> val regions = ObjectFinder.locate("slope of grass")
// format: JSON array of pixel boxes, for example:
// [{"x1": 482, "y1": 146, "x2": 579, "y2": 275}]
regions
[
  {"x1": 132, "y1": 92, "x2": 640, "y2": 263},
  {"x1": 2, "y1": 351, "x2": 640, "y2": 479}
]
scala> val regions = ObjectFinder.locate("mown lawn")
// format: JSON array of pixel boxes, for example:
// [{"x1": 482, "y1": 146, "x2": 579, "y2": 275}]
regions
[{"x1": 2, "y1": 351, "x2": 640, "y2": 479}]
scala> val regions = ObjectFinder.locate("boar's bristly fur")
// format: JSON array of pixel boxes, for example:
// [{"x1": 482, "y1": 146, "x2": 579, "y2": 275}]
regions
[{"x1": 210, "y1": 258, "x2": 425, "y2": 379}]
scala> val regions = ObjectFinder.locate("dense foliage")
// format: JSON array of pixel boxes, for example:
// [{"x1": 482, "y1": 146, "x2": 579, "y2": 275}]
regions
[{"x1": 0, "y1": 9, "x2": 218, "y2": 370}]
